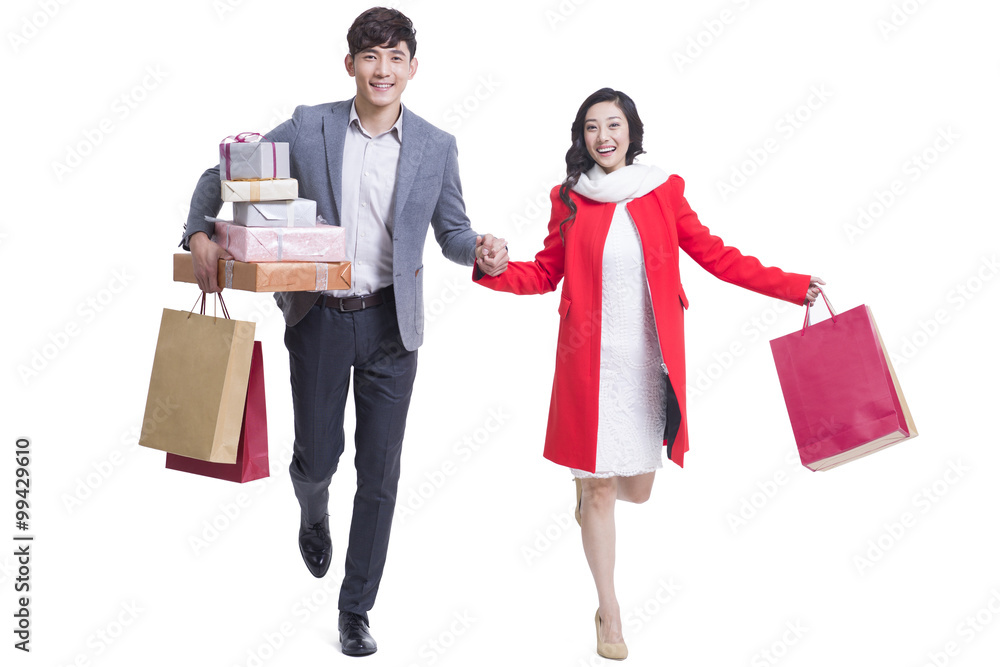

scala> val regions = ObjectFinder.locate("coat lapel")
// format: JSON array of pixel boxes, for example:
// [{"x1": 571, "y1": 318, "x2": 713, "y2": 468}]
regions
[
  {"x1": 322, "y1": 101, "x2": 352, "y2": 224},
  {"x1": 628, "y1": 188, "x2": 677, "y2": 269},
  {"x1": 392, "y1": 106, "x2": 428, "y2": 225}
]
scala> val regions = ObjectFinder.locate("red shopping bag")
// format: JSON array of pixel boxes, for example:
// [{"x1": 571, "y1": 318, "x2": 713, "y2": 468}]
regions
[
  {"x1": 769, "y1": 291, "x2": 917, "y2": 471},
  {"x1": 166, "y1": 340, "x2": 269, "y2": 482}
]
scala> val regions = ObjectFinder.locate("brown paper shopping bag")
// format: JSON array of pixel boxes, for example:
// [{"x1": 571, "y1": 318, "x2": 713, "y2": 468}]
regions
[
  {"x1": 166, "y1": 341, "x2": 269, "y2": 482},
  {"x1": 139, "y1": 294, "x2": 255, "y2": 463}
]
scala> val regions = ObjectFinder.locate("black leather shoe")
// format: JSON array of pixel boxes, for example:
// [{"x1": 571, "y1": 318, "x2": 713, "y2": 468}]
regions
[
  {"x1": 339, "y1": 611, "x2": 377, "y2": 656},
  {"x1": 298, "y1": 514, "x2": 331, "y2": 578}
]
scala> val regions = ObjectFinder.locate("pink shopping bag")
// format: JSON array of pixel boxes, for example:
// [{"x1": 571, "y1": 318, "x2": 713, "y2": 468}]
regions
[
  {"x1": 166, "y1": 341, "x2": 269, "y2": 483},
  {"x1": 769, "y1": 290, "x2": 917, "y2": 471}
]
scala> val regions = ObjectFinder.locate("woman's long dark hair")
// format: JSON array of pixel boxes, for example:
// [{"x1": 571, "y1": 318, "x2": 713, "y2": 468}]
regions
[{"x1": 558, "y1": 88, "x2": 645, "y2": 243}]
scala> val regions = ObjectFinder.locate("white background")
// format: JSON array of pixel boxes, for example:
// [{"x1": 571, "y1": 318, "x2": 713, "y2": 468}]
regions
[{"x1": 2, "y1": 0, "x2": 999, "y2": 666}]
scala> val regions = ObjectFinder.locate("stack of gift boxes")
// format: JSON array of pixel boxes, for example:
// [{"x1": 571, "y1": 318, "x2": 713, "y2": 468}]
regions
[{"x1": 175, "y1": 133, "x2": 351, "y2": 292}]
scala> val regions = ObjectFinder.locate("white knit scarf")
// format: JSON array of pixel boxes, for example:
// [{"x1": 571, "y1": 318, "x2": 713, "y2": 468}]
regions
[{"x1": 571, "y1": 163, "x2": 669, "y2": 203}]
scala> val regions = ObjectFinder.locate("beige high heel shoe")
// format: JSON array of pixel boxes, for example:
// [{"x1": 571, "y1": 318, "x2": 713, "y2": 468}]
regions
[
  {"x1": 574, "y1": 478, "x2": 583, "y2": 527},
  {"x1": 595, "y1": 610, "x2": 628, "y2": 660}
]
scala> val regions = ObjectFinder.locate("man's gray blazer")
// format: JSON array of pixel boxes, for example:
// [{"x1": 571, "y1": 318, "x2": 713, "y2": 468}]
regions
[{"x1": 182, "y1": 98, "x2": 479, "y2": 351}]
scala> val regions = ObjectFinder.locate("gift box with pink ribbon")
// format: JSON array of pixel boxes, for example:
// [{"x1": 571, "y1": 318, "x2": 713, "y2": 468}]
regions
[
  {"x1": 219, "y1": 132, "x2": 290, "y2": 181},
  {"x1": 213, "y1": 220, "x2": 345, "y2": 263}
]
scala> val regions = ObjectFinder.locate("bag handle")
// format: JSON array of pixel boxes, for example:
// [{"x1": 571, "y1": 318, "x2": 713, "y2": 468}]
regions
[
  {"x1": 187, "y1": 291, "x2": 231, "y2": 320},
  {"x1": 800, "y1": 287, "x2": 837, "y2": 336}
]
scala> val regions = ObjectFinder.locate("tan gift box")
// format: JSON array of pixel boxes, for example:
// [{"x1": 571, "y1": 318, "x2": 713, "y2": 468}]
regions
[
  {"x1": 221, "y1": 178, "x2": 299, "y2": 202},
  {"x1": 173, "y1": 254, "x2": 351, "y2": 292}
]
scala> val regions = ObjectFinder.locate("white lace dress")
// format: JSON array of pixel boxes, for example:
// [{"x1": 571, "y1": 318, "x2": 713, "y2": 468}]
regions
[{"x1": 571, "y1": 200, "x2": 668, "y2": 479}]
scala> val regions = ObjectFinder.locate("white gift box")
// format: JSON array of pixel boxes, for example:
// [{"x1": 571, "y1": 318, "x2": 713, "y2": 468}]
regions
[
  {"x1": 232, "y1": 199, "x2": 317, "y2": 228},
  {"x1": 219, "y1": 140, "x2": 290, "y2": 181}
]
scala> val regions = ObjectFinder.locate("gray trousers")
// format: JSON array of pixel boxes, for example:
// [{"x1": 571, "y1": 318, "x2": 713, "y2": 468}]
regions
[{"x1": 284, "y1": 290, "x2": 417, "y2": 614}]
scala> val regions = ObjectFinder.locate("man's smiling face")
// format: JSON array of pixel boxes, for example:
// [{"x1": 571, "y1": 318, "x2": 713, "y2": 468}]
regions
[{"x1": 346, "y1": 42, "x2": 418, "y2": 112}]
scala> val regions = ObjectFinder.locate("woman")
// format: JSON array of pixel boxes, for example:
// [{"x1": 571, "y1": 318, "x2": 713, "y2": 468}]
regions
[{"x1": 473, "y1": 88, "x2": 824, "y2": 660}]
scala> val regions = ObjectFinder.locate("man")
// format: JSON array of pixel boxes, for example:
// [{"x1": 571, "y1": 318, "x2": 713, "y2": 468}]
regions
[{"x1": 180, "y1": 7, "x2": 507, "y2": 657}]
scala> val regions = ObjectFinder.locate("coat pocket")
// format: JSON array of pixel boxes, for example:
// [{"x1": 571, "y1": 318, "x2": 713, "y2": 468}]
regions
[
  {"x1": 678, "y1": 285, "x2": 689, "y2": 310},
  {"x1": 558, "y1": 296, "x2": 571, "y2": 319},
  {"x1": 414, "y1": 265, "x2": 425, "y2": 334}
]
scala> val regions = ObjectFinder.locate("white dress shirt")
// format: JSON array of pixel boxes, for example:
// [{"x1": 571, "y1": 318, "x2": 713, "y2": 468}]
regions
[{"x1": 325, "y1": 101, "x2": 402, "y2": 297}]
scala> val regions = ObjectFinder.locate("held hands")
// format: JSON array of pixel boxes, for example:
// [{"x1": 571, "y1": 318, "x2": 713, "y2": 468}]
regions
[
  {"x1": 475, "y1": 234, "x2": 509, "y2": 277},
  {"x1": 804, "y1": 276, "x2": 826, "y2": 304},
  {"x1": 189, "y1": 232, "x2": 233, "y2": 293}
]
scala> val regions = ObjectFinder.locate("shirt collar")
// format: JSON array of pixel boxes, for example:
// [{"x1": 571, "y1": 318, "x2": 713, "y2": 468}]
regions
[{"x1": 349, "y1": 99, "x2": 404, "y2": 141}]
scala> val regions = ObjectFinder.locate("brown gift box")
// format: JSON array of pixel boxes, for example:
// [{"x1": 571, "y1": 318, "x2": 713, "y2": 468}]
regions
[{"x1": 173, "y1": 254, "x2": 351, "y2": 292}]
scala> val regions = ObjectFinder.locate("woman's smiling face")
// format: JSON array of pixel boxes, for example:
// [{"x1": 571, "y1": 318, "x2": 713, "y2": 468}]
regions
[{"x1": 583, "y1": 101, "x2": 630, "y2": 173}]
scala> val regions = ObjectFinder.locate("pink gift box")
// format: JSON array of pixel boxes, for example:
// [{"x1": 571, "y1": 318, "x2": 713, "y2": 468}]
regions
[{"x1": 213, "y1": 220, "x2": 346, "y2": 263}]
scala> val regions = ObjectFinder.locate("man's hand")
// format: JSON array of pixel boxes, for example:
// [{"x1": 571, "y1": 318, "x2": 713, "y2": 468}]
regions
[
  {"x1": 475, "y1": 234, "x2": 508, "y2": 277},
  {"x1": 189, "y1": 232, "x2": 233, "y2": 293}
]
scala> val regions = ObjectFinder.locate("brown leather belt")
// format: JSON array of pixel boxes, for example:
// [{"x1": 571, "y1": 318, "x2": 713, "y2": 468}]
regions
[{"x1": 320, "y1": 285, "x2": 393, "y2": 312}]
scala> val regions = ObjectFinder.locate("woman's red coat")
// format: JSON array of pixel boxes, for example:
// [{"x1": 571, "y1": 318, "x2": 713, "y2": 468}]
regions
[{"x1": 474, "y1": 175, "x2": 810, "y2": 472}]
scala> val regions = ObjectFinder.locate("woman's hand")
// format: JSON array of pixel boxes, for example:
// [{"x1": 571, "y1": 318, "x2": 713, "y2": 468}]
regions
[
  {"x1": 804, "y1": 276, "x2": 826, "y2": 304},
  {"x1": 475, "y1": 234, "x2": 509, "y2": 276}
]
